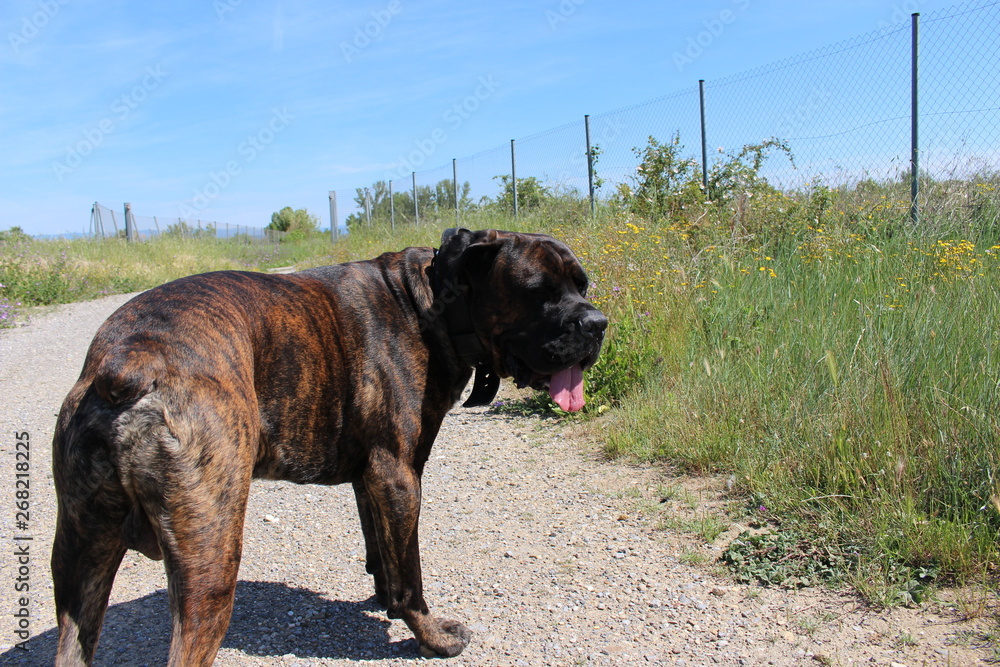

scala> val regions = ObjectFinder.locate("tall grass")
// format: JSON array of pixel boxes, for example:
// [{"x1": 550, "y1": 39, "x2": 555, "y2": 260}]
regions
[
  {"x1": 579, "y1": 158, "x2": 1000, "y2": 591},
  {"x1": 602, "y1": 228, "x2": 1000, "y2": 581}
]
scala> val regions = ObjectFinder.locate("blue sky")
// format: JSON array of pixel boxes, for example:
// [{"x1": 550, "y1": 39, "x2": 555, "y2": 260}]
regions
[{"x1": 1, "y1": 0, "x2": 965, "y2": 235}]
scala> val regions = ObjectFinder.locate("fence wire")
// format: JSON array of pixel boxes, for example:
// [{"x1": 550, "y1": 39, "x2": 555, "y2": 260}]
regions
[
  {"x1": 91, "y1": 203, "x2": 283, "y2": 242},
  {"x1": 334, "y1": 0, "x2": 999, "y2": 231}
]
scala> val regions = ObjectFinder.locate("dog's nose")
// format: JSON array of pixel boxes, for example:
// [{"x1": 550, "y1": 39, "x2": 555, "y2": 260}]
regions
[{"x1": 579, "y1": 310, "x2": 608, "y2": 339}]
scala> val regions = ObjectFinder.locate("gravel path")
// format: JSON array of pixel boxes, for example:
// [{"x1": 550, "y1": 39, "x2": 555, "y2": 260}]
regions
[{"x1": 0, "y1": 293, "x2": 994, "y2": 666}]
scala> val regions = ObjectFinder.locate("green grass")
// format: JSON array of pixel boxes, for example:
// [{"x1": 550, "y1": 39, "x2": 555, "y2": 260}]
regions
[
  {"x1": 0, "y1": 232, "x2": 345, "y2": 323},
  {"x1": 602, "y1": 227, "x2": 1000, "y2": 591}
]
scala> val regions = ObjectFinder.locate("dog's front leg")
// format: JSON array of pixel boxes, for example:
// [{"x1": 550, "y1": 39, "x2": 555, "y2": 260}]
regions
[
  {"x1": 361, "y1": 449, "x2": 470, "y2": 658},
  {"x1": 352, "y1": 480, "x2": 389, "y2": 607}
]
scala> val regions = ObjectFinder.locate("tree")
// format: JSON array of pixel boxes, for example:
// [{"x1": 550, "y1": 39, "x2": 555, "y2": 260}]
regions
[
  {"x1": 344, "y1": 179, "x2": 473, "y2": 231},
  {"x1": 492, "y1": 175, "x2": 553, "y2": 212},
  {"x1": 617, "y1": 133, "x2": 704, "y2": 220},
  {"x1": 164, "y1": 220, "x2": 216, "y2": 238},
  {"x1": 268, "y1": 207, "x2": 319, "y2": 234},
  {"x1": 0, "y1": 226, "x2": 29, "y2": 243}
]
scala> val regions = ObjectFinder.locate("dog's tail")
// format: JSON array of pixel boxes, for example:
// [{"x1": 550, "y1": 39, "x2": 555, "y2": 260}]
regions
[
  {"x1": 90, "y1": 347, "x2": 166, "y2": 405},
  {"x1": 54, "y1": 364, "x2": 168, "y2": 562}
]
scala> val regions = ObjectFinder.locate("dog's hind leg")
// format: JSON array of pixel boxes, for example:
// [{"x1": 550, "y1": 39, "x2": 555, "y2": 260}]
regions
[
  {"x1": 51, "y1": 424, "x2": 129, "y2": 666},
  {"x1": 134, "y1": 413, "x2": 255, "y2": 667},
  {"x1": 155, "y1": 484, "x2": 250, "y2": 667},
  {"x1": 52, "y1": 506, "x2": 128, "y2": 666}
]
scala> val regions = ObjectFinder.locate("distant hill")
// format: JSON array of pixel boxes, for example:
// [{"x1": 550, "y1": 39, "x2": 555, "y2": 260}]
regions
[{"x1": 33, "y1": 232, "x2": 90, "y2": 240}]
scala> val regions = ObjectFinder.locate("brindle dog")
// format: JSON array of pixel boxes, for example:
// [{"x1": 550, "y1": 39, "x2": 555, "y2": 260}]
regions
[{"x1": 51, "y1": 228, "x2": 607, "y2": 665}]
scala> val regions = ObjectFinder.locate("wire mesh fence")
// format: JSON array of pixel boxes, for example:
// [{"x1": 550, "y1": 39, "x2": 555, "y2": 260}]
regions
[
  {"x1": 333, "y1": 0, "x2": 999, "y2": 233},
  {"x1": 90, "y1": 202, "x2": 285, "y2": 242}
]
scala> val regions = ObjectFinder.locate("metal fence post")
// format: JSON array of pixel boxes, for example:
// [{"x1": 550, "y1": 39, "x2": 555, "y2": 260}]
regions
[
  {"x1": 510, "y1": 139, "x2": 518, "y2": 218},
  {"x1": 412, "y1": 172, "x2": 419, "y2": 225},
  {"x1": 124, "y1": 202, "x2": 135, "y2": 242},
  {"x1": 389, "y1": 180, "x2": 395, "y2": 229},
  {"x1": 699, "y1": 80, "x2": 708, "y2": 194},
  {"x1": 585, "y1": 114, "x2": 595, "y2": 216},
  {"x1": 910, "y1": 12, "x2": 920, "y2": 226},
  {"x1": 329, "y1": 191, "x2": 339, "y2": 240},
  {"x1": 92, "y1": 202, "x2": 105, "y2": 238},
  {"x1": 452, "y1": 158, "x2": 459, "y2": 223}
]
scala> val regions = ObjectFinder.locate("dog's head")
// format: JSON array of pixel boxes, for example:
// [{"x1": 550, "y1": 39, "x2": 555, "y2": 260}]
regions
[{"x1": 433, "y1": 228, "x2": 607, "y2": 411}]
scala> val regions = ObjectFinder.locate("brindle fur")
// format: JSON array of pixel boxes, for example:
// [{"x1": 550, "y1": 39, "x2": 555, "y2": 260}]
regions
[{"x1": 51, "y1": 229, "x2": 606, "y2": 666}]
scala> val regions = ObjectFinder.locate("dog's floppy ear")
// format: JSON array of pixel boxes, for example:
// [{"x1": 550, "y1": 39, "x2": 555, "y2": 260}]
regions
[
  {"x1": 437, "y1": 228, "x2": 502, "y2": 285},
  {"x1": 439, "y1": 227, "x2": 467, "y2": 248}
]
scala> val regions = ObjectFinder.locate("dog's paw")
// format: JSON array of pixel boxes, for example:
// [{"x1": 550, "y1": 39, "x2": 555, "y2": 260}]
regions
[
  {"x1": 374, "y1": 583, "x2": 389, "y2": 609},
  {"x1": 417, "y1": 619, "x2": 470, "y2": 658}
]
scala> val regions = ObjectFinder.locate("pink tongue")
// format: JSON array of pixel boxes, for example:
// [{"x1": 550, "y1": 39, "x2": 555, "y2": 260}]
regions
[{"x1": 549, "y1": 364, "x2": 585, "y2": 412}]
